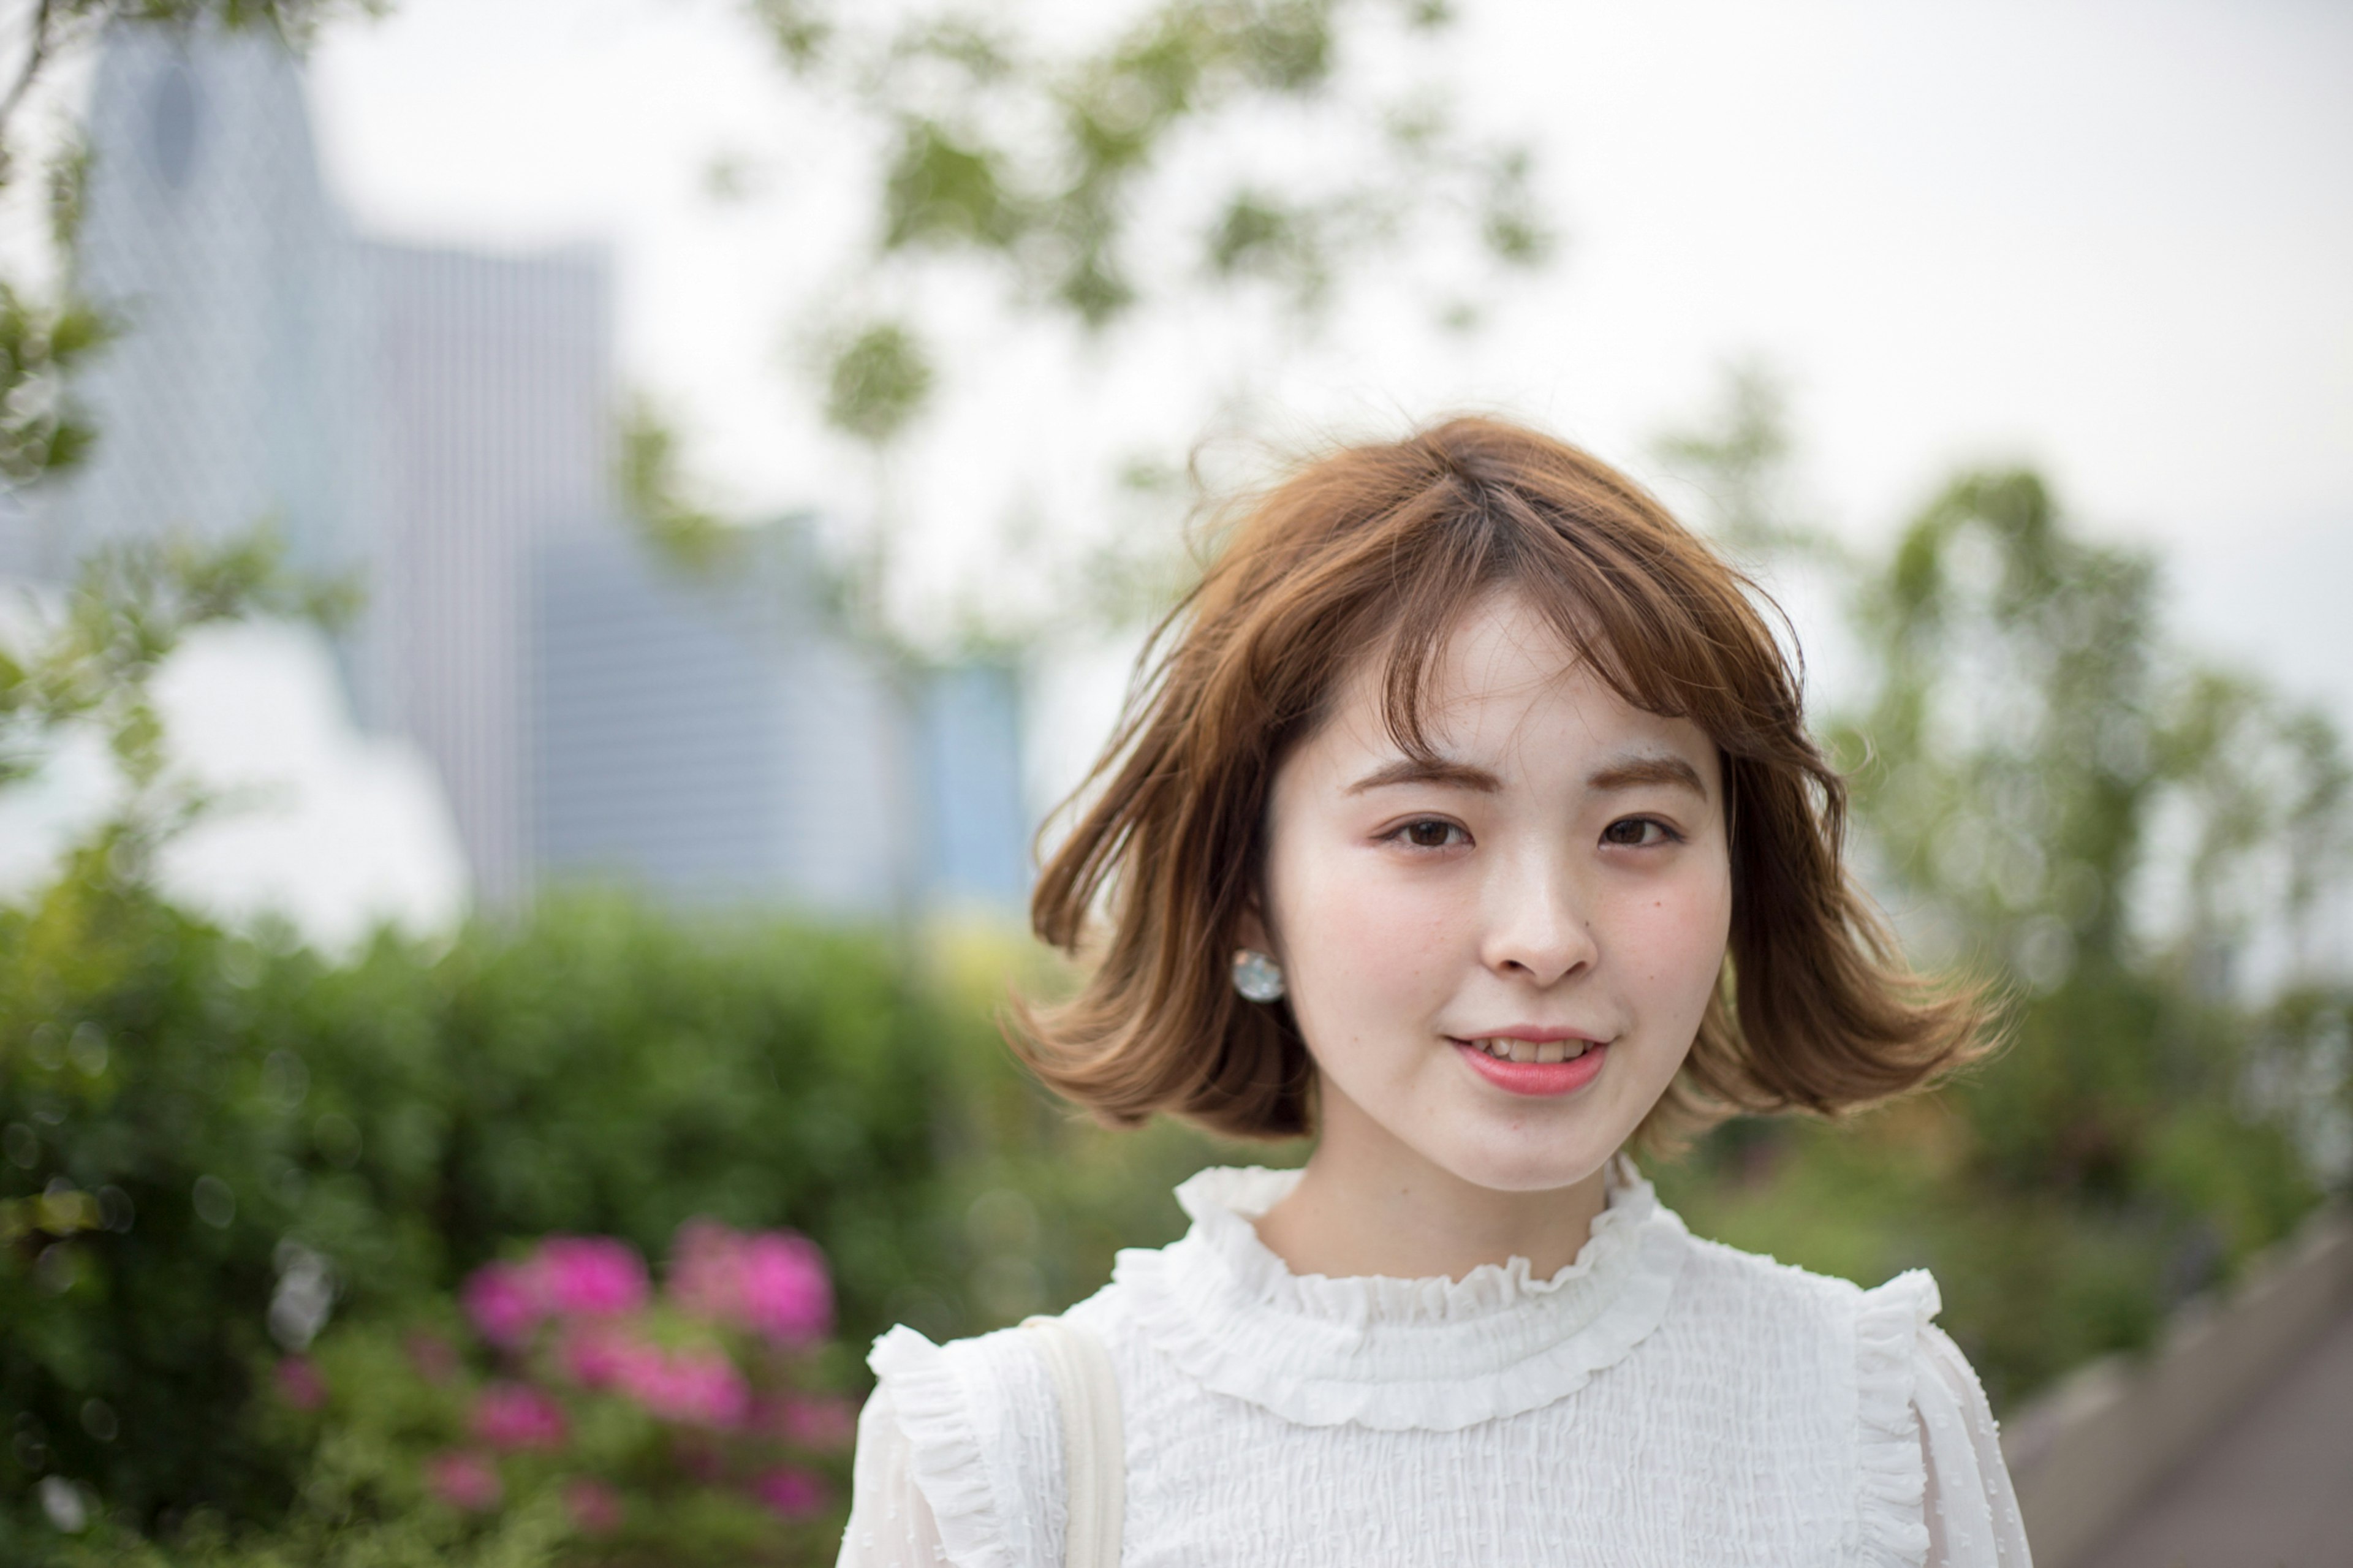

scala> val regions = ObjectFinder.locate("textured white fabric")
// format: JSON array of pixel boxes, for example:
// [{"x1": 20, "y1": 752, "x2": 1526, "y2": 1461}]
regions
[{"x1": 837, "y1": 1164, "x2": 2031, "y2": 1567}]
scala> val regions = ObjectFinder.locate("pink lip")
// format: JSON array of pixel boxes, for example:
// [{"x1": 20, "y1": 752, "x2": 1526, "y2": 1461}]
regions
[
  {"x1": 1451, "y1": 1037, "x2": 1609, "y2": 1097},
  {"x1": 1458, "y1": 1025, "x2": 1605, "y2": 1045}
]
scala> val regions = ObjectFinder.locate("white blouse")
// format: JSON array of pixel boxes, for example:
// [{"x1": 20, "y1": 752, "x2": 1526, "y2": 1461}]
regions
[{"x1": 837, "y1": 1164, "x2": 2031, "y2": 1567}]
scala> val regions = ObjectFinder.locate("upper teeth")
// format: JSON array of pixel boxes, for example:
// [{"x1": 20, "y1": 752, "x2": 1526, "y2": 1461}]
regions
[{"x1": 1472, "y1": 1037, "x2": 1592, "y2": 1064}]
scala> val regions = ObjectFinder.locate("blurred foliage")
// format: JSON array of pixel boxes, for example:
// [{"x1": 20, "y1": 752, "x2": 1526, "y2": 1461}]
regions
[
  {"x1": 0, "y1": 530, "x2": 355, "y2": 890},
  {"x1": 0, "y1": 539, "x2": 1227, "y2": 1558},
  {"x1": 744, "y1": 0, "x2": 1545, "y2": 415},
  {"x1": 633, "y1": 1, "x2": 1556, "y2": 651},
  {"x1": 0, "y1": 281, "x2": 110, "y2": 487},
  {"x1": 683, "y1": 0, "x2": 1557, "y2": 660},
  {"x1": 0, "y1": 877, "x2": 977, "y2": 1561},
  {"x1": 613, "y1": 395, "x2": 732, "y2": 575},
  {"x1": 818, "y1": 321, "x2": 933, "y2": 451},
  {"x1": 1652, "y1": 369, "x2": 2352, "y2": 1409}
]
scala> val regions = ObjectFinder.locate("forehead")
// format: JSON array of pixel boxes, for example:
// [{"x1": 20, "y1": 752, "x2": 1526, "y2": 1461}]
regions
[{"x1": 1310, "y1": 588, "x2": 1712, "y2": 775}]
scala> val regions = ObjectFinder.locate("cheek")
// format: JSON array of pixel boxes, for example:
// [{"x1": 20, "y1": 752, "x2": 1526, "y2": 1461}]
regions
[
  {"x1": 1608, "y1": 862, "x2": 1733, "y2": 1009},
  {"x1": 1276, "y1": 846, "x2": 1465, "y2": 1013}
]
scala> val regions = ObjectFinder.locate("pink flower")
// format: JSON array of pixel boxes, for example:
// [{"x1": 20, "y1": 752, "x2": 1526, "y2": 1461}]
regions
[
  {"x1": 472, "y1": 1382, "x2": 568, "y2": 1451},
  {"x1": 563, "y1": 1479, "x2": 624, "y2": 1536},
  {"x1": 425, "y1": 1450, "x2": 503, "y2": 1512},
  {"x1": 779, "y1": 1393, "x2": 858, "y2": 1452},
  {"x1": 534, "y1": 1237, "x2": 648, "y2": 1317},
  {"x1": 462, "y1": 1261, "x2": 544, "y2": 1350},
  {"x1": 274, "y1": 1355, "x2": 327, "y2": 1411},
  {"x1": 615, "y1": 1344, "x2": 750, "y2": 1428},
  {"x1": 670, "y1": 1221, "x2": 833, "y2": 1344},
  {"x1": 558, "y1": 1322, "x2": 651, "y2": 1390},
  {"x1": 737, "y1": 1232, "x2": 833, "y2": 1343},
  {"x1": 558, "y1": 1321, "x2": 743, "y2": 1425},
  {"x1": 463, "y1": 1238, "x2": 650, "y2": 1352},
  {"x1": 754, "y1": 1464, "x2": 830, "y2": 1520}
]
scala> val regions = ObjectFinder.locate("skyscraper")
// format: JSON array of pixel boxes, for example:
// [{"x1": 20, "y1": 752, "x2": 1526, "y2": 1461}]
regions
[
  {"x1": 361, "y1": 239, "x2": 613, "y2": 903},
  {"x1": 529, "y1": 521, "x2": 906, "y2": 912},
  {"x1": 22, "y1": 19, "x2": 1031, "y2": 917},
  {"x1": 40, "y1": 23, "x2": 371, "y2": 591}
]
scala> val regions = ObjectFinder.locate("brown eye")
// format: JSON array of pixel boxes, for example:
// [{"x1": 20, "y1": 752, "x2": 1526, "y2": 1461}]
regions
[
  {"x1": 1398, "y1": 819, "x2": 1463, "y2": 849},
  {"x1": 1602, "y1": 817, "x2": 1672, "y2": 847}
]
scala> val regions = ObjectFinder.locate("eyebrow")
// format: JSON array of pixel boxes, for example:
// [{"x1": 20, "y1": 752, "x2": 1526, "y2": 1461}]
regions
[
  {"x1": 1346, "y1": 748, "x2": 1713, "y2": 795},
  {"x1": 1588, "y1": 753, "x2": 1708, "y2": 796},
  {"x1": 1343, "y1": 751, "x2": 1709, "y2": 798},
  {"x1": 1343, "y1": 757, "x2": 1504, "y2": 795}
]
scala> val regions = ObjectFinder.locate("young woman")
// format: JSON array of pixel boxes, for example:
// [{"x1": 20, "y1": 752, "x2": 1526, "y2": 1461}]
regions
[{"x1": 838, "y1": 418, "x2": 2031, "y2": 1566}]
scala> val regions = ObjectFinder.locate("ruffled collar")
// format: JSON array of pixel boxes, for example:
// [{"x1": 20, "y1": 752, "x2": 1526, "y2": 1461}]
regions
[{"x1": 1110, "y1": 1159, "x2": 1689, "y2": 1431}]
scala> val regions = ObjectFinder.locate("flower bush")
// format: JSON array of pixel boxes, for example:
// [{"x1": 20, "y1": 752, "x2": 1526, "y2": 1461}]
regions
[{"x1": 273, "y1": 1222, "x2": 858, "y2": 1564}]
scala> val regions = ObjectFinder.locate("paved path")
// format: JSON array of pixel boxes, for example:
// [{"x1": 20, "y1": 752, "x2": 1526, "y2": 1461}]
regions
[{"x1": 2077, "y1": 1304, "x2": 2353, "y2": 1568}]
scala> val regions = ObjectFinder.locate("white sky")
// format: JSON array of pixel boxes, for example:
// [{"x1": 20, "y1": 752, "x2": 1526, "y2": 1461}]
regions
[{"x1": 298, "y1": 0, "x2": 2352, "y2": 727}]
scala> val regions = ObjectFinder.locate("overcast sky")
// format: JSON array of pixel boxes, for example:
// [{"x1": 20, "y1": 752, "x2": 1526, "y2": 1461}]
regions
[{"x1": 300, "y1": 0, "x2": 2351, "y2": 751}]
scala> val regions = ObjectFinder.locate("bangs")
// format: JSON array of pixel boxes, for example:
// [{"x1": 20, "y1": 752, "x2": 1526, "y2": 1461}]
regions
[{"x1": 1324, "y1": 469, "x2": 1801, "y2": 772}]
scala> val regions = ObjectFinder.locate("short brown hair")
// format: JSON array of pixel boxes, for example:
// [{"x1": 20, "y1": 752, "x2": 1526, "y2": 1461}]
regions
[{"x1": 1015, "y1": 415, "x2": 1992, "y2": 1148}]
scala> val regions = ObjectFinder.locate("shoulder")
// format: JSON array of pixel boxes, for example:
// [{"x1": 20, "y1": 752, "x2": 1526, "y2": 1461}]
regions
[
  {"x1": 1667, "y1": 1229, "x2": 1942, "y2": 1352},
  {"x1": 1667, "y1": 1232, "x2": 2018, "y2": 1565},
  {"x1": 865, "y1": 1322, "x2": 1065, "y2": 1568},
  {"x1": 1665, "y1": 1229, "x2": 1950, "y2": 1407}
]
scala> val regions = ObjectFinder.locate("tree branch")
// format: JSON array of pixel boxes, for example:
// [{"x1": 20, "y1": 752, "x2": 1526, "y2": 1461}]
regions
[{"x1": 0, "y1": 0, "x2": 61, "y2": 158}]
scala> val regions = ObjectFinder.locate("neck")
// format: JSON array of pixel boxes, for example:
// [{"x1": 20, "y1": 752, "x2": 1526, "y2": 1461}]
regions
[{"x1": 1252, "y1": 1100, "x2": 1613, "y2": 1281}]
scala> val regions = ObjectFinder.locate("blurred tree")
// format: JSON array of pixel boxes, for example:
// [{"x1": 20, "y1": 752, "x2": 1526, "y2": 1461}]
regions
[
  {"x1": 0, "y1": 531, "x2": 354, "y2": 885},
  {"x1": 1654, "y1": 371, "x2": 2352, "y2": 1406},
  {"x1": 622, "y1": 0, "x2": 1553, "y2": 646}
]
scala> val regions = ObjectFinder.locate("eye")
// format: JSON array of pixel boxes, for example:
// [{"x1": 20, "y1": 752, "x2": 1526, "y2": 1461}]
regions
[
  {"x1": 1385, "y1": 818, "x2": 1468, "y2": 850},
  {"x1": 1601, "y1": 816, "x2": 1681, "y2": 848}
]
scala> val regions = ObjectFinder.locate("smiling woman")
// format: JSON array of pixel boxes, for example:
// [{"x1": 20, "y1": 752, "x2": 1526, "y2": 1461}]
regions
[
  {"x1": 837, "y1": 418, "x2": 2029, "y2": 1567},
  {"x1": 1247, "y1": 599, "x2": 1736, "y2": 1279}
]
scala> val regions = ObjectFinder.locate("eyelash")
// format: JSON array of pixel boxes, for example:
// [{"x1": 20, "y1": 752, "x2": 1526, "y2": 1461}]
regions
[
  {"x1": 1384, "y1": 818, "x2": 1469, "y2": 850},
  {"x1": 1601, "y1": 816, "x2": 1684, "y2": 848},
  {"x1": 1380, "y1": 816, "x2": 1686, "y2": 851}
]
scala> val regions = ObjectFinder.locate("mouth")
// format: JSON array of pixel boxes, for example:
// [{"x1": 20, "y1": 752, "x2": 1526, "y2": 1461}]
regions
[{"x1": 1449, "y1": 1034, "x2": 1609, "y2": 1097}]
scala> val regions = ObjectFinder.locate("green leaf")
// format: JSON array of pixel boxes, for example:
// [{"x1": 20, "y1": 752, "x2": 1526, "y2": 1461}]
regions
[
  {"x1": 882, "y1": 121, "x2": 1023, "y2": 253},
  {"x1": 823, "y1": 322, "x2": 934, "y2": 446}
]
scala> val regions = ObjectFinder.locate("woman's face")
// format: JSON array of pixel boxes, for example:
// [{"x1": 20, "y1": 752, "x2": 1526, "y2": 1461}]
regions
[{"x1": 1257, "y1": 588, "x2": 1733, "y2": 1194}]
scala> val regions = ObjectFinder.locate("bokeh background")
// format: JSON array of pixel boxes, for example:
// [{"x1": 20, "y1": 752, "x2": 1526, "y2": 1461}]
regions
[{"x1": 1, "y1": 2, "x2": 2347, "y2": 1564}]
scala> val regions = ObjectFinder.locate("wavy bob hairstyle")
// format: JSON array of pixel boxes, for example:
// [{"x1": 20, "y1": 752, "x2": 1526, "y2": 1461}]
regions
[{"x1": 1015, "y1": 415, "x2": 1992, "y2": 1149}]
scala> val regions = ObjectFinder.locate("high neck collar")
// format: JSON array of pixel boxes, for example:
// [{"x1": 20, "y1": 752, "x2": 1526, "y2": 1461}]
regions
[{"x1": 1110, "y1": 1161, "x2": 1690, "y2": 1431}]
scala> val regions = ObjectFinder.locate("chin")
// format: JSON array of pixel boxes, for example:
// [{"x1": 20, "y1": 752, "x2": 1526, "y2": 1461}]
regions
[{"x1": 1433, "y1": 1137, "x2": 1614, "y2": 1196}]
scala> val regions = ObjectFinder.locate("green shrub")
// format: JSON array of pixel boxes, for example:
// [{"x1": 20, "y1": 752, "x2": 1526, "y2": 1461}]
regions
[{"x1": 1, "y1": 877, "x2": 982, "y2": 1559}]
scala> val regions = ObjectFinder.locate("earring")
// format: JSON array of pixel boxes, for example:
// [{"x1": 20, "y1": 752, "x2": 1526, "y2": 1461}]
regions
[{"x1": 1231, "y1": 949, "x2": 1286, "y2": 1004}]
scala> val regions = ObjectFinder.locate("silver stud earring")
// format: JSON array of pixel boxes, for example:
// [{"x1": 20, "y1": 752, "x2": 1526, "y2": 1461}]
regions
[{"x1": 1231, "y1": 949, "x2": 1286, "y2": 1004}]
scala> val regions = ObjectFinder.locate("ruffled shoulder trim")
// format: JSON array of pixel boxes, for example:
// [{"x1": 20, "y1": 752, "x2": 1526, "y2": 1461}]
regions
[
  {"x1": 868, "y1": 1325, "x2": 1017, "y2": 1568},
  {"x1": 1851, "y1": 1270, "x2": 1938, "y2": 1568}
]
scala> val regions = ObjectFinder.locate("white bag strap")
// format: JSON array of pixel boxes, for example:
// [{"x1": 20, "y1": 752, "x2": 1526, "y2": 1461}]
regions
[{"x1": 1022, "y1": 1315, "x2": 1124, "y2": 1568}]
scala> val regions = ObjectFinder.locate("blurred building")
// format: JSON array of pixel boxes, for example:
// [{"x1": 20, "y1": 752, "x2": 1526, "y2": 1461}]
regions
[
  {"x1": 359, "y1": 240, "x2": 615, "y2": 903},
  {"x1": 529, "y1": 523, "x2": 905, "y2": 911},
  {"x1": 12, "y1": 21, "x2": 1029, "y2": 918},
  {"x1": 27, "y1": 23, "x2": 369, "y2": 591}
]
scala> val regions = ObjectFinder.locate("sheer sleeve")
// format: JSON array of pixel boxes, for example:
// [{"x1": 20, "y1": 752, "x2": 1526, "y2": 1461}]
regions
[
  {"x1": 1915, "y1": 1324, "x2": 2033, "y2": 1567},
  {"x1": 835, "y1": 1387, "x2": 950, "y2": 1568}
]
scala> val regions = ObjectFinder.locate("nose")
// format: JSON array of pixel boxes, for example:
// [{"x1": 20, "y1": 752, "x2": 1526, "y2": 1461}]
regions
[{"x1": 1478, "y1": 844, "x2": 1598, "y2": 988}]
